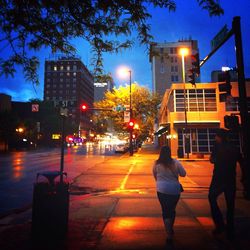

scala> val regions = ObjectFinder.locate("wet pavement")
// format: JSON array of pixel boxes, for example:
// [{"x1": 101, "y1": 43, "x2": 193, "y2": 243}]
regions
[{"x1": 1, "y1": 144, "x2": 250, "y2": 250}]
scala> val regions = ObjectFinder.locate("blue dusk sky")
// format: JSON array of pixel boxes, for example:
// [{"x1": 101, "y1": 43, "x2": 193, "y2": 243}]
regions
[{"x1": 0, "y1": 0, "x2": 250, "y2": 102}]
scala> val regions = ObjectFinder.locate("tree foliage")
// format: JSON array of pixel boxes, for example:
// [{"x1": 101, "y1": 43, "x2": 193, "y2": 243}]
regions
[
  {"x1": 0, "y1": 0, "x2": 223, "y2": 84},
  {"x1": 93, "y1": 83, "x2": 161, "y2": 139}
]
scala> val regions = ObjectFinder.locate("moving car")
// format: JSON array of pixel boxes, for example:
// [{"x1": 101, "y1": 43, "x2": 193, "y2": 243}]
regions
[{"x1": 114, "y1": 143, "x2": 129, "y2": 153}]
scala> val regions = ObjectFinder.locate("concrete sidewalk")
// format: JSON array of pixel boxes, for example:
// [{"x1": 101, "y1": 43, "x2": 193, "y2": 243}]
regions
[{"x1": 1, "y1": 144, "x2": 250, "y2": 250}]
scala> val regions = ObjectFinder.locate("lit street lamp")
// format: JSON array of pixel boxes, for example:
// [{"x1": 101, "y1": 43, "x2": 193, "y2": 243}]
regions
[
  {"x1": 179, "y1": 48, "x2": 190, "y2": 158},
  {"x1": 117, "y1": 66, "x2": 133, "y2": 156}
]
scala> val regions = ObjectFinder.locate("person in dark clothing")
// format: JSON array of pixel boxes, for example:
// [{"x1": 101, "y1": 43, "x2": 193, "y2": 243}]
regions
[{"x1": 208, "y1": 129, "x2": 242, "y2": 239}]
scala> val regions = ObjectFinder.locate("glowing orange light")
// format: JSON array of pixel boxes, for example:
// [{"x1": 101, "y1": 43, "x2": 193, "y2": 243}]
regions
[{"x1": 179, "y1": 48, "x2": 189, "y2": 56}]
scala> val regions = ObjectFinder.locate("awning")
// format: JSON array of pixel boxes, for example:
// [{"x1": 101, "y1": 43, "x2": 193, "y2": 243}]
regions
[{"x1": 154, "y1": 126, "x2": 169, "y2": 136}]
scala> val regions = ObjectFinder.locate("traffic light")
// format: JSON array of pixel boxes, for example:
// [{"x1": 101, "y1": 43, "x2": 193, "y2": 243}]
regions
[
  {"x1": 218, "y1": 71, "x2": 231, "y2": 102},
  {"x1": 128, "y1": 120, "x2": 135, "y2": 129},
  {"x1": 81, "y1": 104, "x2": 88, "y2": 111},
  {"x1": 191, "y1": 53, "x2": 200, "y2": 75},
  {"x1": 188, "y1": 53, "x2": 200, "y2": 86},
  {"x1": 224, "y1": 115, "x2": 239, "y2": 130},
  {"x1": 188, "y1": 69, "x2": 196, "y2": 86}
]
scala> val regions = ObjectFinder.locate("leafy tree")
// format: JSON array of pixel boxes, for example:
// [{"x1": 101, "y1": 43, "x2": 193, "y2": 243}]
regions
[
  {"x1": 93, "y1": 83, "x2": 161, "y2": 140},
  {"x1": 0, "y1": 0, "x2": 223, "y2": 84}
]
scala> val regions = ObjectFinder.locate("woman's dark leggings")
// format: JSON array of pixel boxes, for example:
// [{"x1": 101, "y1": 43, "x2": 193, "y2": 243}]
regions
[{"x1": 157, "y1": 192, "x2": 180, "y2": 219}]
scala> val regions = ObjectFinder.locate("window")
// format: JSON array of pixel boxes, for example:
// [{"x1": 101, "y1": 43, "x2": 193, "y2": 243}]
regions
[
  {"x1": 60, "y1": 72, "x2": 63, "y2": 76},
  {"x1": 160, "y1": 47, "x2": 164, "y2": 53},
  {"x1": 60, "y1": 78, "x2": 63, "y2": 82},
  {"x1": 174, "y1": 89, "x2": 216, "y2": 112},
  {"x1": 171, "y1": 66, "x2": 174, "y2": 72},
  {"x1": 60, "y1": 66, "x2": 64, "y2": 70},
  {"x1": 175, "y1": 65, "x2": 178, "y2": 72},
  {"x1": 170, "y1": 47, "x2": 173, "y2": 54},
  {"x1": 73, "y1": 72, "x2": 77, "y2": 77},
  {"x1": 47, "y1": 65, "x2": 51, "y2": 71},
  {"x1": 47, "y1": 84, "x2": 51, "y2": 88},
  {"x1": 178, "y1": 128, "x2": 217, "y2": 153},
  {"x1": 53, "y1": 84, "x2": 56, "y2": 88},
  {"x1": 53, "y1": 66, "x2": 57, "y2": 71},
  {"x1": 73, "y1": 65, "x2": 77, "y2": 71},
  {"x1": 171, "y1": 75, "x2": 175, "y2": 82},
  {"x1": 175, "y1": 75, "x2": 178, "y2": 82},
  {"x1": 160, "y1": 64, "x2": 165, "y2": 74},
  {"x1": 160, "y1": 56, "x2": 164, "y2": 63},
  {"x1": 73, "y1": 84, "x2": 76, "y2": 88},
  {"x1": 67, "y1": 72, "x2": 70, "y2": 76},
  {"x1": 73, "y1": 78, "x2": 76, "y2": 82},
  {"x1": 67, "y1": 66, "x2": 70, "y2": 71},
  {"x1": 60, "y1": 84, "x2": 63, "y2": 88},
  {"x1": 47, "y1": 78, "x2": 51, "y2": 82}
]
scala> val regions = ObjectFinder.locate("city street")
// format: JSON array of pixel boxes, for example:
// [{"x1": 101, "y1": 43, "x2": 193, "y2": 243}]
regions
[
  {"x1": 1, "y1": 144, "x2": 249, "y2": 250},
  {"x1": 0, "y1": 143, "x2": 119, "y2": 215}
]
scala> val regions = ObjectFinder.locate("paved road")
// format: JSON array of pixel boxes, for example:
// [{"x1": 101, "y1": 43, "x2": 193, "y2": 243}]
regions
[{"x1": 0, "y1": 143, "x2": 120, "y2": 215}]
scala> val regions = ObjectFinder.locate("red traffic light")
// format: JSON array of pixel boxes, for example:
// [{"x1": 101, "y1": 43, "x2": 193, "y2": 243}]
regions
[
  {"x1": 128, "y1": 120, "x2": 135, "y2": 128},
  {"x1": 81, "y1": 104, "x2": 88, "y2": 111}
]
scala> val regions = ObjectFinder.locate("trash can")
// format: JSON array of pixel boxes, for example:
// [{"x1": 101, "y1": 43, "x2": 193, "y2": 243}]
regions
[{"x1": 31, "y1": 171, "x2": 69, "y2": 240}]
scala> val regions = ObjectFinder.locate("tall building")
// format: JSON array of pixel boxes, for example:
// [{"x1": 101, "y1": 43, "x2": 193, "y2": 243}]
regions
[
  {"x1": 44, "y1": 55, "x2": 94, "y2": 132},
  {"x1": 211, "y1": 69, "x2": 238, "y2": 82},
  {"x1": 94, "y1": 78, "x2": 114, "y2": 102},
  {"x1": 149, "y1": 39, "x2": 199, "y2": 96}
]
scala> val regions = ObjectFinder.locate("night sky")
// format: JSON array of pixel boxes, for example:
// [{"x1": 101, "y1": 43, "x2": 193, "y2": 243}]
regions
[{"x1": 0, "y1": 0, "x2": 249, "y2": 102}]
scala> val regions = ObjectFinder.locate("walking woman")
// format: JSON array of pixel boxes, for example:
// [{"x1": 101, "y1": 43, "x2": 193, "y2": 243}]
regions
[{"x1": 153, "y1": 146, "x2": 186, "y2": 243}]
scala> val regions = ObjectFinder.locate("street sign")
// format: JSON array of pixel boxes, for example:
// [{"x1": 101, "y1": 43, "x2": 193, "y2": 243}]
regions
[
  {"x1": 124, "y1": 111, "x2": 130, "y2": 122},
  {"x1": 32, "y1": 104, "x2": 39, "y2": 112},
  {"x1": 211, "y1": 25, "x2": 229, "y2": 50}
]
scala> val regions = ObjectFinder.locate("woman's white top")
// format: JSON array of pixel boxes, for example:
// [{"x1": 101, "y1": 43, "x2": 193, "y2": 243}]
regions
[{"x1": 152, "y1": 159, "x2": 186, "y2": 195}]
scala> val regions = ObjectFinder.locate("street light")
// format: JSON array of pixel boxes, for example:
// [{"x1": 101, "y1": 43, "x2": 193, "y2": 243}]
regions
[
  {"x1": 117, "y1": 66, "x2": 133, "y2": 156},
  {"x1": 179, "y1": 48, "x2": 190, "y2": 158}
]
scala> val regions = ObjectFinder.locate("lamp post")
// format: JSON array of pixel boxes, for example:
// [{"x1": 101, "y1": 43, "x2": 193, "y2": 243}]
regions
[
  {"x1": 117, "y1": 66, "x2": 133, "y2": 156},
  {"x1": 128, "y1": 70, "x2": 133, "y2": 156},
  {"x1": 179, "y1": 48, "x2": 190, "y2": 158}
]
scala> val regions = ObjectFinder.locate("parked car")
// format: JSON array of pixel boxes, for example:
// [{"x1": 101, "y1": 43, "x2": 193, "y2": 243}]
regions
[{"x1": 114, "y1": 143, "x2": 129, "y2": 153}]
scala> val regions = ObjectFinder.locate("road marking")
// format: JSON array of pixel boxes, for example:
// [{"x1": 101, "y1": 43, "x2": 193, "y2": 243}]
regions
[{"x1": 119, "y1": 164, "x2": 135, "y2": 190}]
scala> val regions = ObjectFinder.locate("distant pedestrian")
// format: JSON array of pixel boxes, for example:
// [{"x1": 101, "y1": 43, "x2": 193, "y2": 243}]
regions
[
  {"x1": 153, "y1": 145, "x2": 186, "y2": 243},
  {"x1": 208, "y1": 128, "x2": 242, "y2": 239}
]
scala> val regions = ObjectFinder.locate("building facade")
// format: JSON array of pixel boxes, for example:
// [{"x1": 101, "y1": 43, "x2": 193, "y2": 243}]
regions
[
  {"x1": 149, "y1": 39, "x2": 199, "y2": 96},
  {"x1": 94, "y1": 80, "x2": 114, "y2": 102},
  {"x1": 44, "y1": 56, "x2": 94, "y2": 133},
  {"x1": 157, "y1": 82, "x2": 250, "y2": 157}
]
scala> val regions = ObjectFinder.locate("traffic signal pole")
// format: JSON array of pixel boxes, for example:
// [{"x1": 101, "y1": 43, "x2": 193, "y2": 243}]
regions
[{"x1": 233, "y1": 16, "x2": 250, "y2": 199}]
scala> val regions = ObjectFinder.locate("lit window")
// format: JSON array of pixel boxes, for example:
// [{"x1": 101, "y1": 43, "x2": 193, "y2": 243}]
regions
[
  {"x1": 60, "y1": 65, "x2": 64, "y2": 70},
  {"x1": 73, "y1": 72, "x2": 77, "y2": 76},
  {"x1": 54, "y1": 66, "x2": 57, "y2": 71},
  {"x1": 67, "y1": 72, "x2": 70, "y2": 76},
  {"x1": 67, "y1": 66, "x2": 70, "y2": 71}
]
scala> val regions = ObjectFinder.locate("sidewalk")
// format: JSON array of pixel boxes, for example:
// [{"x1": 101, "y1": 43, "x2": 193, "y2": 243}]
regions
[{"x1": 1, "y1": 144, "x2": 250, "y2": 250}]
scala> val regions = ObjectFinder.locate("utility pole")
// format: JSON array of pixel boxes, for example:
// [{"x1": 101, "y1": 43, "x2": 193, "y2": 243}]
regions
[{"x1": 233, "y1": 16, "x2": 250, "y2": 199}]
